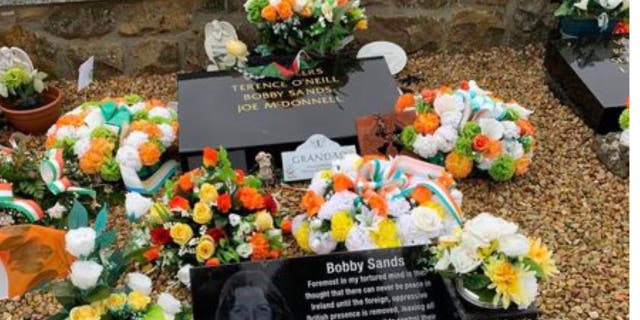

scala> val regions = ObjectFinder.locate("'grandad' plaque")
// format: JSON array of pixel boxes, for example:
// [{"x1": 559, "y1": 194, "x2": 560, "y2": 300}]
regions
[
  {"x1": 177, "y1": 57, "x2": 400, "y2": 170},
  {"x1": 281, "y1": 134, "x2": 356, "y2": 182}
]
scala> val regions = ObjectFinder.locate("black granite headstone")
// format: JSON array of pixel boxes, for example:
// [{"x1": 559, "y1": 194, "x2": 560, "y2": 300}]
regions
[
  {"x1": 177, "y1": 57, "x2": 400, "y2": 170},
  {"x1": 545, "y1": 37, "x2": 629, "y2": 134}
]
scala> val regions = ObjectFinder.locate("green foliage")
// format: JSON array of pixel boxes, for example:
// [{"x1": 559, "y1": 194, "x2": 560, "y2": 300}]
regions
[
  {"x1": 520, "y1": 135, "x2": 533, "y2": 153},
  {"x1": 619, "y1": 108, "x2": 630, "y2": 130},
  {"x1": 461, "y1": 121, "x2": 481, "y2": 138},
  {"x1": 67, "y1": 200, "x2": 89, "y2": 229},
  {"x1": 503, "y1": 108, "x2": 520, "y2": 121},
  {"x1": 124, "y1": 93, "x2": 143, "y2": 104},
  {"x1": 454, "y1": 136, "x2": 474, "y2": 157},
  {"x1": 246, "y1": 0, "x2": 268, "y2": 23},
  {"x1": 488, "y1": 156, "x2": 516, "y2": 182},
  {"x1": 400, "y1": 126, "x2": 417, "y2": 147},
  {"x1": 522, "y1": 257, "x2": 546, "y2": 280},
  {"x1": 426, "y1": 153, "x2": 445, "y2": 166},
  {"x1": 100, "y1": 157, "x2": 122, "y2": 182}
]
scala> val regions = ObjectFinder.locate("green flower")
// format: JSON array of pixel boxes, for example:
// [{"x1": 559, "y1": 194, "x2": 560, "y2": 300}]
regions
[
  {"x1": 461, "y1": 121, "x2": 481, "y2": 138},
  {"x1": 454, "y1": 136, "x2": 474, "y2": 157},
  {"x1": 91, "y1": 126, "x2": 117, "y2": 143},
  {"x1": 520, "y1": 136, "x2": 533, "y2": 153},
  {"x1": 133, "y1": 110, "x2": 149, "y2": 121},
  {"x1": 2, "y1": 67, "x2": 30, "y2": 91},
  {"x1": 100, "y1": 157, "x2": 121, "y2": 182},
  {"x1": 619, "y1": 109, "x2": 630, "y2": 130},
  {"x1": 124, "y1": 93, "x2": 143, "y2": 105},
  {"x1": 400, "y1": 126, "x2": 417, "y2": 147},
  {"x1": 246, "y1": 0, "x2": 268, "y2": 23},
  {"x1": 503, "y1": 108, "x2": 520, "y2": 121},
  {"x1": 488, "y1": 156, "x2": 516, "y2": 182}
]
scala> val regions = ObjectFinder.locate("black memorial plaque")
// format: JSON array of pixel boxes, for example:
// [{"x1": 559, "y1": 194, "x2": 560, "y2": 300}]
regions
[
  {"x1": 177, "y1": 57, "x2": 400, "y2": 170},
  {"x1": 545, "y1": 37, "x2": 629, "y2": 134}
]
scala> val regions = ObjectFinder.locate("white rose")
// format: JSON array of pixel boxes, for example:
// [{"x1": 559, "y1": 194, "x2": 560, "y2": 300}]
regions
[
  {"x1": 411, "y1": 207, "x2": 444, "y2": 238},
  {"x1": 116, "y1": 145, "x2": 142, "y2": 171},
  {"x1": 395, "y1": 213, "x2": 430, "y2": 246},
  {"x1": 46, "y1": 202, "x2": 67, "y2": 219},
  {"x1": 158, "y1": 124, "x2": 176, "y2": 148},
  {"x1": 449, "y1": 247, "x2": 482, "y2": 274},
  {"x1": 461, "y1": 213, "x2": 519, "y2": 251},
  {"x1": 158, "y1": 292, "x2": 182, "y2": 316},
  {"x1": 478, "y1": 118, "x2": 504, "y2": 140},
  {"x1": 498, "y1": 233, "x2": 530, "y2": 257},
  {"x1": 229, "y1": 214, "x2": 242, "y2": 227},
  {"x1": 70, "y1": 260, "x2": 103, "y2": 290},
  {"x1": 434, "y1": 94, "x2": 464, "y2": 115},
  {"x1": 125, "y1": 192, "x2": 154, "y2": 221},
  {"x1": 177, "y1": 264, "x2": 193, "y2": 287},
  {"x1": 127, "y1": 272, "x2": 153, "y2": 295},
  {"x1": 65, "y1": 227, "x2": 96, "y2": 258},
  {"x1": 148, "y1": 107, "x2": 172, "y2": 120},
  {"x1": 236, "y1": 243, "x2": 253, "y2": 259}
]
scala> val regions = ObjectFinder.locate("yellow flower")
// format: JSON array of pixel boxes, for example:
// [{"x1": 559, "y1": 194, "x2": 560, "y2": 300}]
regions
[
  {"x1": 170, "y1": 223, "x2": 194, "y2": 246},
  {"x1": 438, "y1": 226, "x2": 462, "y2": 249},
  {"x1": 356, "y1": 19, "x2": 368, "y2": 30},
  {"x1": 196, "y1": 236, "x2": 216, "y2": 262},
  {"x1": 422, "y1": 201, "x2": 445, "y2": 219},
  {"x1": 192, "y1": 201, "x2": 213, "y2": 225},
  {"x1": 330, "y1": 211, "x2": 354, "y2": 242},
  {"x1": 226, "y1": 39, "x2": 248, "y2": 59},
  {"x1": 527, "y1": 238, "x2": 558, "y2": 279},
  {"x1": 254, "y1": 210, "x2": 274, "y2": 231},
  {"x1": 90, "y1": 299, "x2": 108, "y2": 315},
  {"x1": 69, "y1": 305, "x2": 100, "y2": 320},
  {"x1": 484, "y1": 257, "x2": 537, "y2": 309},
  {"x1": 478, "y1": 240, "x2": 499, "y2": 259},
  {"x1": 294, "y1": 222, "x2": 312, "y2": 252},
  {"x1": 106, "y1": 293, "x2": 127, "y2": 311},
  {"x1": 199, "y1": 183, "x2": 219, "y2": 204},
  {"x1": 370, "y1": 219, "x2": 401, "y2": 248},
  {"x1": 149, "y1": 203, "x2": 170, "y2": 223},
  {"x1": 127, "y1": 291, "x2": 151, "y2": 311},
  {"x1": 319, "y1": 170, "x2": 333, "y2": 180}
]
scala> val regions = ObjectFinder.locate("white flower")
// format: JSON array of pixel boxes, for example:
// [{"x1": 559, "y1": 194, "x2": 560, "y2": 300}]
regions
[
  {"x1": 127, "y1": 272, "x2": 153, "y2": 295},
  {"x1": 476, "y1": 157, "x2": 494, "y2": 170},
  {"x1": 478, "y1": 118, "x2": 504, "y2": 140},
  {"x1": 574, "y1": 0, "x2": 589, "y2": 10},
  {"x1": 501, "y1": 121, "x2": 520, "y2": 139},
  {"x1": 55, "y1": 126, "x2": 75, "y2": 141},
  {"x1": 71, "y1": 138, "x2": 90, "y2": 159},
  {"x1": 158, "y1": 124, "x2": 176, "y2": 148},
  {"x1": 502, "y1": 139, "x2": 524, "y2": 159},
  {"x1": 309, "y1": 231, "x2": 337, "y2": 254},
  {"x1": 129, "y1": 102, "x2": 147, "y2": 114},
  {"x1": 498, "y1": 233, "x2": 530, "y2": 257},
  {"x1": 413, "y1": 134, "x2": 439, "y2": 159},
  {"x1": 70, "y1": 260, "x2": 103, "y2": 290},
  {"x1": 332, "y1": 154, "x2": 362, "y2": 176},
  {"x1": 148, "y1": 107, "x2": 172, "y2": 120},
  {"x1": 516, "y1": 271, "x2": 539, "y2": 309},
  {"x1": 46, "y1": 202, "x2": 67, "y2": 219},
  {"x1": 158, "y1": 292, "x2": 182, "y2": 316},
  {"x1": 268, "y1": 0, "x2": 281, "y2": 5},
  {"x1": 434, "y1": 250, "x2": 451, "y2": 271},
  {"x1": 321, "y1": 2, "x2": 334, "y2": 22},
  {"x1": 449, "y1": 246, "x2": 482, "y2": 274},
  {"x1": 76, "y1": 126, "x2": 91, "y2": 140},
  {"x1": 440, "y1": 111, "x2": 463, "y2": 127},
  {"x1": 450, "y1": 189, "x2": 463, "y2": 207},
  {"x1": 461, "y1": 213, "x2": 519, "y2": 251},
  {"x1": 434, "y1": 94, "x2": 464, "y2": 115},
  {"x1": 46, "y1": 125, "x2": 57, "y2": 136},
  {"x1": 345, "y1": 225, "x2": 375, "y2": 251},
  {"x1": 386, "y1": 197, "x2": 411, "y2": 217},
  {"x1": 620, "y1": 129, "x2": 629, "y2": 147},
  {"x1": 65, "y1": 227, "x2": 96, "y2": 258},
  {"x1": 395, "y1": 213, "x2": 431, "y2": 246},
  {"x1": 317, "y1": 191, "x2": 357, "y2": 220},
  {"x1": 236, "y1": 243, "x2": 253, "y2": 258},
  {"x1": 599, "y1": 0, "x2": 623, "y2": 10},
  {"x1": 177, "y1": 264, "x2": 192, "y2": 287},
  {"x1": 229, "y1": 214, "x2": 242, "y2": 227},
  {"x1": 293, "y1": 0, "x2": 309, "y2": 11},
  {"x1": 411, "y1": 206, "x2": 444, "y2": 238},
  {"x1": 125, "y1": 192, "x2": 154, "y2": 221},
  {"x1": 116, "y1": 145, "x2": 142, "y2": 171},
  {"x1": 83, "y1": 108, "x2": 105, "y2": 128},
  {"x1": 434, "y1": 125, "x2": 458, "y2": 142},
  {"x1": 123, "y1": 131, "x2": 150, "y2": 148}
]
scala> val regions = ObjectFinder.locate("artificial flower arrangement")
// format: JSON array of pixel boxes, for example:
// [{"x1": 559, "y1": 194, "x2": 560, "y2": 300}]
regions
[
  {"x1": 45, "y1": 200, "x2": 191, "y2": 320},
  {"x1": 292, "y1": 154, "x2": 465, "y2": 254},
  {"x1": 555, "y1": 0, "x2": 629, "y2": 19},
  {"x1": 243, "y1": 0, "x2": 368, "y2": 57},
  {"x1": 128, "y1": 147, "x2": 285, "y2": 287},
  {"x1": 396, "y1": 81, "x2": 535, "y2": 182},
  {"x1": 430, "y1": 213, "x2": 557, "y2": 310},
  {"x1": 44, "y1": 94, "x2": 178, "y2": 183},
  {"x1": 0, "y1": 59, "x2": 47, "y2": 109},
  {"x1": 619, "y1": 98, "x2": 629, "y2": 146}
]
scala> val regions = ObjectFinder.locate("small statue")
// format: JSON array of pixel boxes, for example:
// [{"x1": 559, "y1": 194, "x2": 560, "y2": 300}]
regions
[
  {"x1": 0, "y1": 47, "x2": 33, "y2": 72},
  {"x1": 204, "y1": 20, "x2": 247, "y2": 71},
  {"x1": 255, "y1": 151, "x2": 274, "y2": 184}
]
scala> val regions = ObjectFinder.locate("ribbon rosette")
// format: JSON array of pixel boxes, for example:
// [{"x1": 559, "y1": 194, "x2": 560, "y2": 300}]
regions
[
  {"x1": 99, "y1": 100, "x2": 131, "y2": 134},
  {"x1": 0, "y1": 184, "x2": 44, "y2": 222},
  {"x1": 40, "y1": 149, "x2": 96, "y2": 198}
]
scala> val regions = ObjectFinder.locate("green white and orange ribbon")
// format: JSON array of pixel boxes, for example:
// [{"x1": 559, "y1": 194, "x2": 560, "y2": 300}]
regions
[
  {"x1": 0, "y1": 184, "x2": 44, "y2": 222},
  {"x1": 40, "y1": 149, "x2": 96, "y2": 198},
  {"x1": 243, "y1": 50, "x2": 316, "y2": 81},
  {"x1": 120, "y1": 160, "x2": 178, "y2": 196}
]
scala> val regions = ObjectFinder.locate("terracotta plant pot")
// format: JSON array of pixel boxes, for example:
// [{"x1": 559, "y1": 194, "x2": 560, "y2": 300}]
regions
[{"x1": 0, "y1": 86, "x2": 63, "y2": 134}]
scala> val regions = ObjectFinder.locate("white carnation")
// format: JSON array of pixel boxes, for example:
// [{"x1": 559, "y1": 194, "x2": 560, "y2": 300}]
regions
[
  {"x1": 127, "y1": 272, "x2": 153, "y2": 295},
  {"x1": 439, "y1": 111, "x2": 463, "y2": 127},
  {"x1": 502, "y1": 139, "x2": 524, "y2": 159},
  {"x1": 65, "y1": 227, "x2": 96, "y2": 258},
  {"x1": 70, "y1": 260, "x2": 103, "y2": 290},
  {"x1": 158, "y1": 124, "x2": 176, "y2": 148},
  {"x1": 148, "y1": 107, "x2": 172, "y2": 120},
  {"x1": 434, "y1": 125, "x2": 458, "y2": 142},
  {"x1": 502, "y1": 121, "x2": 521, "y2": 139},
  {"x1": 129, "y1": 102, "x2": 147, "y2": 114},
  {"x1": 434, "y1": 94, "x2": 464, "y2": 115},
  {"x1": 125, "y1": 192, "x2": 154, "y2": 221},
  {"x1": 84, "y1": 108, "x2": 105, "y2": 128},
  {"x1": 309, "y1": 231, "x2": 337, "y2": 254},
  {"x1": 308, "y1": 171, "x2": 331, "y2": 195},
  {"x1": 73, "y1": 137, "x2": 91, "y2": 158},
  {"x1": 476, "y1": 157, "x2": 494, "y2": 170},
  {"x1": 55, "y1": 126, "x2": 75, "y2": 141},
  {"x1": 345, "y1": 225, "x2": 375, "y2": 251},
  {"x1": 387, "y1": 197, "x2": 411, "y2": 217},
  {"x1": 317, "y1": 191, "x2": 357, "y2": 221},
  {"x1": 413, "y1": 134, "x2": 439, "y2": 159},
  {"x1": 116, "y1": 145, "x2": 142, "y2": 171},
  {"x1": 177, "y1": 264, "x2": 192, "y2": 287},
  {"x1": 158, "y1": 293, "x2": 182, "y2": 316},
  {"x1": 123, "y1": 131, "x2": 150, "y2": 148}
]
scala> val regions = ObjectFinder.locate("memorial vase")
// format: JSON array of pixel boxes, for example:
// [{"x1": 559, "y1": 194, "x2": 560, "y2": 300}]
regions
[{"x1": 0, "y1": 86, "x2": 62, "y2": 134}]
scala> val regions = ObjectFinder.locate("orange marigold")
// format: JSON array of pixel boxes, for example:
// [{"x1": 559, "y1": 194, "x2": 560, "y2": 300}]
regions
[
  {"x1": 411, "y1": 185, "x2": 433, "y2": 205},
  {"x1": 515, "y1": 156, "x2": 531, "y2": 176},
  {"x1": 91, "y1": 137, "x2": 115, "y2": 156},
  {"x1": 414, "y1": 112, "x2": 440, "y2": 135},
  {"x1": 139, "y1": 142, "x2": 161, "y2": 167},
  {"x1": 237, "y1": 186, "x2": 265, "y2": 210},
  {"x1": 301, "y1": 190, "x2": 324, "y2": 217},
  {"x1": 445, "y1": 151, "x2": 473, "y2": 179},
  {"x1": 516, "y1": 119, "x2": 536, "y2": 136},
  {"x1": 333, "y1": 173, "x2": 353, "y2": 192},
  {"x1": 250, "y1": 233, "x2": 271, "y2": 260},
  {"x1": 56, "y1": 113, "x2": 85, "y2": 127},
  {"x1": 395, "y1": 93, "x2": 415, "y2": 113},
  {"x1": 79, "y1": 150, "x2": 105, "y2": 174}
]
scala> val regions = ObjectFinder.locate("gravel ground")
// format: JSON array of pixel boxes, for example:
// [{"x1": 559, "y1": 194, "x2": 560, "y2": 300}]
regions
[{"x1": 0, "y1": 43, "x2": 629, "y2": 320}]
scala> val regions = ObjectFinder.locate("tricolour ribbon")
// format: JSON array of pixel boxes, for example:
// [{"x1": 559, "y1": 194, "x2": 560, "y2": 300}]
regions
[
  {"x1": 0, "y1": 184, "x2": 44, "y2": 222},
  {"x1": 40, "y1": 149, "x2": 96, "y2": 198},
  {"x1": 243, "y1": 50, "x2": 317, "y2": 81},
  {"x1": 99, "y1": 101, "x2": 131, "y2": 134},
  {"x1": 120, "y1": 160, "x2": 178, "y2": 196}
]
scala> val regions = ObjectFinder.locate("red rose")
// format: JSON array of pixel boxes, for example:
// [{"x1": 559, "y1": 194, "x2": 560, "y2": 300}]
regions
[
  {"x1": 150, "y1": 227, "x2": 171, "y2": 245},
  {"x1": 235, "y1": 169, "x2": 245, "y2": 184},
  {"x1": 263, "y1": 194, "x2": 278, "y2": 215},
  {"x1": 472, "y1": 134, "x2": 490, "y2": 151},
  {"x1": 217, "y1": 193, "x2": 232, "y2": 213},
  {"x1": 169, "y1": 195, "x2": 190, "y2": 211},
  {"x1": 206, "y1": 228, "x2": 227, "y2": 243}
]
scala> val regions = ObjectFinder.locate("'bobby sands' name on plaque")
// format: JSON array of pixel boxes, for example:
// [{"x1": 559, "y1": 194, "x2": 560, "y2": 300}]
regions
[{"x1": 233, "y1": 68, "x2": 344, "y2": 113}]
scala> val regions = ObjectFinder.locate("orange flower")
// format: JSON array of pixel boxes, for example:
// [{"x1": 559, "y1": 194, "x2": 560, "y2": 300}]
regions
[
  {"x1": 280, "y1": 218, "x2": 292, "y2": 234},
  {"x1": 169, "y1": 195, "x2": 190, "y2": 211},
  {"x1": 445, "y1": 151, "x2": 473, "y2": 179},
  {"x1": 333, "y1": 173, "x2": 353, "y2": 192},
  {"x1": 421, "y1": 89, "x2": 438, "y2": 104},
  {"x1": 515, "y1": 156, "x2": 531, "y2": 176},
  {"x1": 235, "y1": 169, "x2": 245, "y2": 184},
  {"x1": 205, "y1": 258, "x2": 221, "y2": 267},
  {"x1": 301, "y1": 190, "x2": 324, "y2": 217},
  {"x1": 56, "y1": 113, "x2": 85, "y2": 127},
  {"x1": 270, "y1": 250, "x2": 282, "y2": 259},
  {"x1": 143, "y1": 246, "x2": 160, "y2": 261},
  {"x1": 276, "y1": 1, "x2": 293, "y2": 20},
  {"x1": 472, "y1": 134, "x2": 490, "y2": 151},
  {"x1": 394, "y1": 93, "x2": 415, "y2": 113},
  {"x1": 237, "y1": 186, "x2": 265, "y2": 210},
  {"x1": 459, "y1": 80, "x2": 470, "y2": 91},
  {"x1": 484, "y1": 140, "x2": 502, "y2": 159},
  {"x1": 130, "y1": 120, "x2": 161, "y2": 139},
  {"x1": 437, "y1": 172, "x2": 455, "y2": 189},
  {"x1": 411, "y1": 186, "x2": 433, "y2": 205},
  {"x1": 146, "y1": 98, "x2": 166, "y2": 108},
  {"x1": 139, "y1": 142, "x2": 161, "y2": 167},
  {"x1": 337, "y1": 0, "x2": 348, "y2": 5},
  {"x1": 366, "y1": 192, "x2": 388, "y2": 217},
  {"x1": 516, "y1": 119, "x2": 536, "y2": 136},
  {"x1": 92, "y1": 137, "x2": 115, "y2": 156},
  {"x1": 79, "y1": 151, "x2": 105, "y2": 174},
  {"x1": 356, "y1": 20, "x2": 368, "y2": 30},
  {"x1": 45, "y1": 135, "x2": 57, "y2": 149},
  {"x1": 262, "y1": 5, "x2": 278, "y2": 21},
  {"x1": 203, "y1": 147, "x2": 218, "y2": 168},
  {"x1": 178, "y1": 173, "x2": 195, "y2": 192},
  {"x1": 250, "y1": 233, "x2": 271, "y2": 260},
  {"x1": 414, "y1": 112, "x2": 440, "y2": 134}
]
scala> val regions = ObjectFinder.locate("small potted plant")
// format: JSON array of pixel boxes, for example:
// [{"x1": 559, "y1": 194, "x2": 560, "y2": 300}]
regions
[
  {"x1": 554, "y1": 0, "x2": 629, "y2": 38},
  {"x1": 0, "y1": 47, "x2": 62, "y2": 134}
]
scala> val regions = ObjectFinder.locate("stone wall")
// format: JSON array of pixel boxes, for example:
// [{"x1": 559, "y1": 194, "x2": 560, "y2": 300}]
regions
[{"x1": 0, "y1": 0, "x2": 557, "y2": 79}]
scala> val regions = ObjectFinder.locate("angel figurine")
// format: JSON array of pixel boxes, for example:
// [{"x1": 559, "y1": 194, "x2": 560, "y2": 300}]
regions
[
  {"x1": 0, "y1": 47, "x2": 34, "y2": 72},
  {"x1": 204, "y1": 20, "x2": 248, "y2": 71}
]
